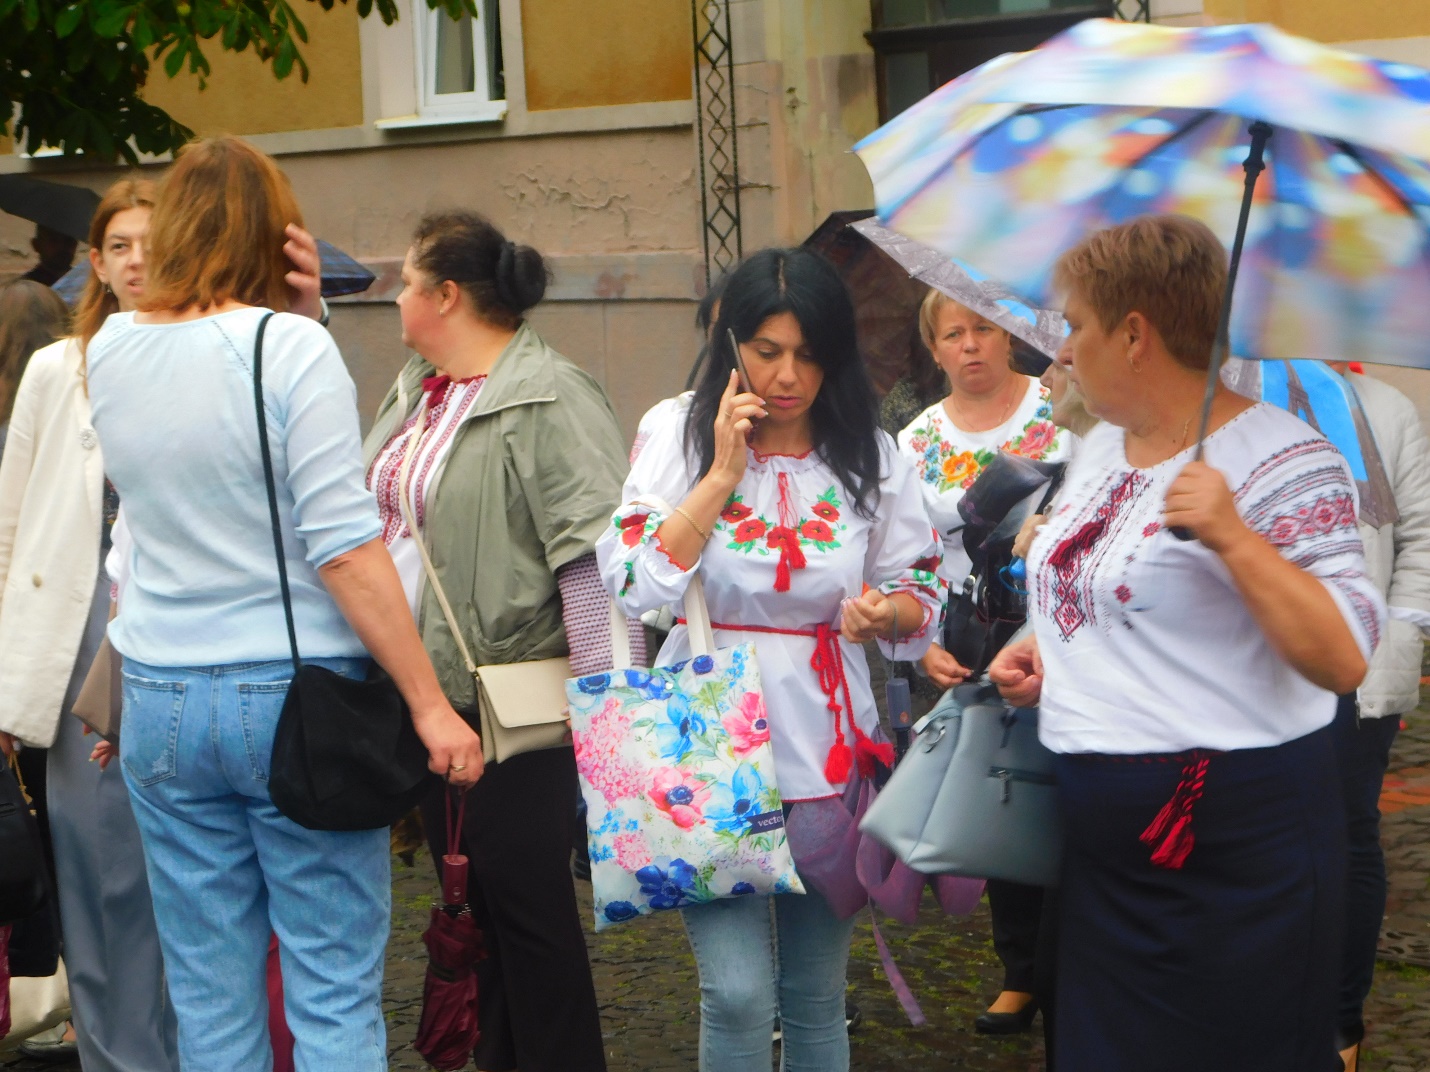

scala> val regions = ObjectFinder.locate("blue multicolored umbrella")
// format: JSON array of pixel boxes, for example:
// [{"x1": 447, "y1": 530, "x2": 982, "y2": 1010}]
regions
[{"x1": 855, "y1": 18, "x2": 1430, "y2": 372}]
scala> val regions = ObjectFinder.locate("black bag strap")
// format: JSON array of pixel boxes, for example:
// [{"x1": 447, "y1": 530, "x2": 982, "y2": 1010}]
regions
[{"x1": 251, "y1": 312, "x2": 301, "y2": 675}]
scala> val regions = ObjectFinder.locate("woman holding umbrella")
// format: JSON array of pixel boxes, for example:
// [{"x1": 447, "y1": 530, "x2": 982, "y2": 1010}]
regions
[{"x1": 991, "y1": 214, "x2": 1382, "y2": 1072}]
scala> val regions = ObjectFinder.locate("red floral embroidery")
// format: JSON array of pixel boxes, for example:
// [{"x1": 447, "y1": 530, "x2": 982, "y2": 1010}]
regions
[
  {"x1": 733, "y1": 518, "x2": 768, "y2": 544},
  {"x1": 812, "y1": 500, "x2": 840, "y2": 522},
  {"x1": 1142, "y1": 522, "x2": 1161, "y2": 537},
  {"x1": 1115, "y1": 584, "x2": 1133, "y2": 604},
  {"x1": 721, "y1": 500, "x2": 753, "y2": 523},
  {"x1": 620, "y1": 513, "x2": 650, "y2": 548},
  {"x1": 911, "y1": 555, "x2": 941, "y2": 573},
  {"x1": 799, "y1": 519, "x2": 835, "y2": 544}
]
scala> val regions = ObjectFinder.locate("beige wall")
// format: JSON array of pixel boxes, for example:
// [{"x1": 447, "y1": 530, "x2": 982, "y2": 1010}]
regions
[
  {"x1": 142, "y1": 4, "x2": 364, "y2": 137},
  {"x1": 729, "y1": 0, "x2": 881, "y2": 248},
  {"x1": 329, "y1": 298, "x2": 699, "y2": 440},
  {"x1": 521, "y1": 0, "x2": 693, "y2": 111},
  {"x1": 1204, "y1": 0, "x2": 1430, "y2": 41}
]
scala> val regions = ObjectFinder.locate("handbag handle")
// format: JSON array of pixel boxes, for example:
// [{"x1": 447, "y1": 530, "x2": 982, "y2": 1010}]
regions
[
  {"x1": 251, "y1": 312, "x2": 302, "y2": 675},
  {"x1": 392, "y1": 385, "x2": 637, "y2": 675},
  {"x1": 632, "y1": 495, "x2": 716, "y2": 657}
]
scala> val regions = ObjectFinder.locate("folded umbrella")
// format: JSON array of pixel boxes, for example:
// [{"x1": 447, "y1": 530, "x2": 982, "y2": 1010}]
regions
[
  {"x1": 0, "y1": 176, "x2": 100, "y2": 243},
  {"x1": 414, "y1": 789, "x2": 484, "y2": 1072}
]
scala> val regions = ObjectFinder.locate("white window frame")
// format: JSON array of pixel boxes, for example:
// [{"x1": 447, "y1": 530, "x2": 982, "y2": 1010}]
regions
[{"x1": 387, "y1": 0, "x2": 506, "y2": 128}]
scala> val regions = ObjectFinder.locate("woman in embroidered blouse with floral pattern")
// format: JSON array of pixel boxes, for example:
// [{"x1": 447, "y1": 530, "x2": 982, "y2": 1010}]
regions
[
  {"x1": 597, "y1": 248, "x2": 945, "y2": 1072},
  {"x1": 897, "y1": 288, "x2": 1075, "y2": 691}
]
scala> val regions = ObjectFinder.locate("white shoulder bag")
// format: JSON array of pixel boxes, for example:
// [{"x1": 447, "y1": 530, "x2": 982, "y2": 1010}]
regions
[{"x1": 396, "y1": 394, "x2": 573, "y2": 765}]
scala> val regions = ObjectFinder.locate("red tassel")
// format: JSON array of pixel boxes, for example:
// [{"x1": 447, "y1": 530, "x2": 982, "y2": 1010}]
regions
[
  {"x1": 824, "y1": 742, "x2": 853, "y2": 785},
  {"x1": 767, "y1": 526, "x2": 806, "y2": 593},
  {"x1": 1138, "y1": 752, "x2": 1212, "y2": 871},
  {"x1": 853, "y1": 728, "x2": 894, "y2": 779},
  {"x1": 1146, "y1": 815, "x2": 1196, "y2": 870}
]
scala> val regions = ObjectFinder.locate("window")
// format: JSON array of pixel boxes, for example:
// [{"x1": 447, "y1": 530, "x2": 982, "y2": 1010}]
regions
[
  {"x1": 867, "y1": 1, "x2": 1111, "y2": 121},
  {"x1": 412, "y1": 0, "x2": 505, "y2": 123}
]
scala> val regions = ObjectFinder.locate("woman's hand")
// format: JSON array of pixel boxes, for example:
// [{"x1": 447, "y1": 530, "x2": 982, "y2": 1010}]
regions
[
  {"x1": 284, "y1": 223, "x2": 325, "y2": 323},
  {"x1": 920, "y1": 644, "x2": 971, "y2": 690},
  {"x1": 988, "y1": 633, "x2": 1043, "y2": 708},
  {"x1": 1164, "y1": 461, "x2": 1250, "y2": 555},
  {"x1": 410, "y1": 703, "x2": 485, "y2": 788},
  {"x1": 838, "y1": 588, "x2": 891, "y2": 644},
  {"x1": 1012, "y1": 512, "x2": 1046, "y2": 560},
  {"x1": 90, "y1": 739, "x2": 118, "y2": 771},
  {"x1": 709, "y1": 370, "x2": 767, "y2": 492}
]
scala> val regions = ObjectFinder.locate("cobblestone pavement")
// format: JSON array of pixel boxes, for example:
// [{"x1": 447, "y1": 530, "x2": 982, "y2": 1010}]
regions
[{"x1": 6, "y1": 711, "x2": 1427, "y2": 1072}]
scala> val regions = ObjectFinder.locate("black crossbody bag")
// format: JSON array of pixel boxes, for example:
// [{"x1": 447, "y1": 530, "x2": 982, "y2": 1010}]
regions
[{"x1": 252, "y1": 313, "x2": 438, "y2": 830}]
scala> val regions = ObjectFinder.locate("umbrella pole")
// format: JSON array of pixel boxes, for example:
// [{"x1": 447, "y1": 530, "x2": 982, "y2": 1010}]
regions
[{"x1": 1189, "y1": 120, "x2": 1273, "y2": 461}]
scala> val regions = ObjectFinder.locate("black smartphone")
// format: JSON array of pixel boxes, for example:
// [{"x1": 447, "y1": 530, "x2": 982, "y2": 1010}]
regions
[{"x1": 727, "y1": 328, "x2": 753, "y2": 394}]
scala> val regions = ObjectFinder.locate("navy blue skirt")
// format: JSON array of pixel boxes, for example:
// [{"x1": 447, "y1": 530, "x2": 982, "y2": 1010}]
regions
[{"x1": 1053, "y1": 726, "x2": 1344, "y2": 1072}]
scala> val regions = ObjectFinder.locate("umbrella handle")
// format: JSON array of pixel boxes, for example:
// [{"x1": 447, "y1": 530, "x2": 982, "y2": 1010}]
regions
[
  {"x1": 1171, "y1": 120, "x2": 1273, "y2": 543},
  {"x1": 442, "y1": 787, "x2": 470, "y2": 908}
]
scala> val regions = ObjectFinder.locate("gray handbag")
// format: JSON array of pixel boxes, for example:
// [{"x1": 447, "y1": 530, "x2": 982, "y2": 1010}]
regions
[{"x1": 859, "y1": 681, "x2": 1063, "y2": 887}]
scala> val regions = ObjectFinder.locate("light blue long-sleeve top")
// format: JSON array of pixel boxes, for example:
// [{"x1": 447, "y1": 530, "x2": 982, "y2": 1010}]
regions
[{"x1": 87, "y1": 308, "x2": 381, "y2": 667}]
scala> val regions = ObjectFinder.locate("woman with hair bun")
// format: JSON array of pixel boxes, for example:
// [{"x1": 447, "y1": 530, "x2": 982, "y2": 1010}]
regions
[{"x1": 364, "y1": 211, "x2": 638, "y2": 1072}]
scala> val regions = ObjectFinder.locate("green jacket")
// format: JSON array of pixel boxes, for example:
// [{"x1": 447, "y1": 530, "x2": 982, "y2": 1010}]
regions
[{"x1": 362, "y1": 322, "x2": 629, "y2": 710}]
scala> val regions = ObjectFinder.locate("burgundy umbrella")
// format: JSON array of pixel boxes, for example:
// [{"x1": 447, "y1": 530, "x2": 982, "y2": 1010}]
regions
[{"x1": 414, "y1": 790, "x2": 485, "y2": 1072}]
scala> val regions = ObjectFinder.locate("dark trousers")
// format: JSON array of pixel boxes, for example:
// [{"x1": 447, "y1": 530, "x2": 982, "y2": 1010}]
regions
[
  {"x1": 421, "y1": 748, "x2": 606, "y2": 1072},
  {"x1": 1331, "y1": 694, "x2": 1400, "y2": 1047},
  {"x1": 986, "y1": 878, "x2": 1059, "y2": 1068},
  {"x1": 987, "y1": 879, "x2": 1042, "y2": 993}
]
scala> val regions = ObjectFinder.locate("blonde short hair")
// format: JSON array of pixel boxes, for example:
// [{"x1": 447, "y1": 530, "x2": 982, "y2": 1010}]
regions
[
  {"x1": 917, "y1": 288, "x2": 1008, "y2": 352},
  {"x1": 1053, "y1": 214, "x2": 1226, "y2": 370}
]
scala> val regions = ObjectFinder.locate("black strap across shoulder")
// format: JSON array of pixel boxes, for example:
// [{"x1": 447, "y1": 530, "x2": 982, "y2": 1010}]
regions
[{"x1": 251, "y1": 311, "x2": 302, "y2": 675}]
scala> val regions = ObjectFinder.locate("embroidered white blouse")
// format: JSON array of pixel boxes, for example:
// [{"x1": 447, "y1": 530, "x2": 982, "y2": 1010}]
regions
[
  {"x1": 367, "y1": 375, "x2": 486, "y2": 613},
  {"x1": 597, "y1": 409, "x2": 947, "y2": 801},
  {"x1": 1027, "y1": 404, "x2": 1385, "y2": 756},
  {"x1": 897, "y1": 378, "x2": 1074, "y2": 586}
]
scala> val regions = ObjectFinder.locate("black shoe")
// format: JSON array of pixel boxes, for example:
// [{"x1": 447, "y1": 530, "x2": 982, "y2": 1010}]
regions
[
  {"x1": 845, "y1": 1000, "x2": 863, "y2": 1035},
  {"x1": 974, "y1": 1000, "x2": 1038, "y2": 1035}
]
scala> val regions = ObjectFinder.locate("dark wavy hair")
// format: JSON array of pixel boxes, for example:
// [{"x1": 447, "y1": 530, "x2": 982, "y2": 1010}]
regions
[
  {"x1": 410, "y1": 211, "x2": 549, "y2": 329},
  {"x1": 686, "y1": 248, "x2": 883, "y2": 518}
]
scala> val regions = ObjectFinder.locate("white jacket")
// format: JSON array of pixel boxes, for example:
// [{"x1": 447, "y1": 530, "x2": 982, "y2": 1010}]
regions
[
  {"x1": 0, "y1": 339, "x2": 105, "y2": 746},
  {"x1": 1350, "y1": 372, "x2": 1430, "y2": 718}
]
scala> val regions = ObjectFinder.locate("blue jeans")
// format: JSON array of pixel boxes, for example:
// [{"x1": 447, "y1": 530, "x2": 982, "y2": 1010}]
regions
[
  {"x1": 681, "y1": 889, "x2": 855, "y2": 1072},
  {"x1": 121, "y1": 659, "x2": 391, "y2": 1072}
]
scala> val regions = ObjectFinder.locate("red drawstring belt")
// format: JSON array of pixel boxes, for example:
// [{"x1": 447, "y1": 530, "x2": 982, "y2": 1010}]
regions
[
  {"x1": 1138, "y1": 750, "x2": 1214, "y2": 870},
  {"x1": 676, "y1": 619, "x2": 894, "y2": 783}
]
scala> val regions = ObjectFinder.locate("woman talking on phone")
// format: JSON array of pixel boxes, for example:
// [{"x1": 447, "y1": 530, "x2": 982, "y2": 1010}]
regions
[{"x1": 598, "y1": 248, "x2": 946, "y2": 1072}]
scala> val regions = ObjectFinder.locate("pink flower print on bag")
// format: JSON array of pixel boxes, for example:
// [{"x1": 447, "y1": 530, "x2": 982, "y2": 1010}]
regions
[
  {"x1": 723, "y1": 693, "x2": 771, "y2": 756},
  {"x1": 648, "y1": 767, "x2": 712, "y2": 829}
]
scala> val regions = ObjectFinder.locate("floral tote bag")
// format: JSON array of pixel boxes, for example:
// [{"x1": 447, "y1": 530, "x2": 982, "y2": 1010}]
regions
[{"x1": 567, "y1": 575, "x2": 804, "y2": 930}]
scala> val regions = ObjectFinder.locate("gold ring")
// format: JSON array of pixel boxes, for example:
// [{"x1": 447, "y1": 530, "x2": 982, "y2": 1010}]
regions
[{"x1": 450, "y1": 764, "x2": 467, "y2": 773}]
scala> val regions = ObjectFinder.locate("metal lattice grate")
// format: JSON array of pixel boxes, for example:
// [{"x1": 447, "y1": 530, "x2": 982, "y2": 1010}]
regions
[
  {"x1": 1113, "y1": 0, "x2": 1152, "y2": 21},
  {"x1": 692, "y1": 0, "x2": 743, "y2": 288}
]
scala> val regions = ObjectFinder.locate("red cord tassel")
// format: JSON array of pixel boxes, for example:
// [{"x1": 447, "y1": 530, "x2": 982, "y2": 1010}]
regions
[
  {"x1": 852, "y1": 727, "x2": 895, "y2": 778},
  {"x1": 1139, "y1": 752, "x2": 1211, "y2": 870},
  {"x1": 767, "y1": 526, "x2": 807, "y2": 593}
]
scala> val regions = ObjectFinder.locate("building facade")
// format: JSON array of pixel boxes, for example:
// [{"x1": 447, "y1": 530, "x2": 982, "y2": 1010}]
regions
[{"x1": 2, "y1": 0, "x2": 1428, "y2": 432}]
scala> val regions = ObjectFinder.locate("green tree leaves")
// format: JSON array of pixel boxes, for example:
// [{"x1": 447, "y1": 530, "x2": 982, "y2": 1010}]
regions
[{"x1": 0, "y1": 0, "x2": 478, "y2": 162}]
